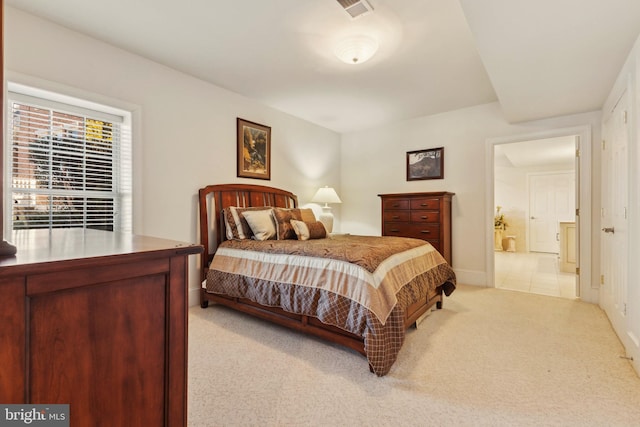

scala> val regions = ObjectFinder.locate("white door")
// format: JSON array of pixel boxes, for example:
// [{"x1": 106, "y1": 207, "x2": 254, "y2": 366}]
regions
[
  {"x1": 601, "y1": 92, "x2": 629, "y2": 332},
  {"x1": 529, "y1": 173, "x2": 575, "y2": 253}
]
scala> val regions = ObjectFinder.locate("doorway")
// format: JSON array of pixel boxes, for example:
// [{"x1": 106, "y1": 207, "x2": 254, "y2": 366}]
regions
[{"x1": 491, "y1": 133, "x2": 581, "y2": 299}]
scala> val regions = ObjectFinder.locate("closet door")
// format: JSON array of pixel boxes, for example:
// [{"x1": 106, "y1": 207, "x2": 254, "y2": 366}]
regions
[{"x1": 600, "y1": 91, "x2": 629, "y2": 346}]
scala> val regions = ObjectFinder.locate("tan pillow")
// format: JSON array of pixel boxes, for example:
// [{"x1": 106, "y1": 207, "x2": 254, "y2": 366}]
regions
[
  {"x1": 223, "y1": 206, "x2": 272, "y2": 240},
  {"x1": 290, "y1": 219, "x2": 327, "y2": 241},
  {"x1": 299, "y1": 208, "x2": 316, "y2": 223},
  {"x1": 241, "y1": 209, "x2": 276, "y2": 241}
]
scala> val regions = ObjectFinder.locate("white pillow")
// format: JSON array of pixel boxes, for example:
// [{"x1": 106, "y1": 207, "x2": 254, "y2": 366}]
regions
[{"x1": 241, "y1": 209, "x2": 276, "y2": 241}]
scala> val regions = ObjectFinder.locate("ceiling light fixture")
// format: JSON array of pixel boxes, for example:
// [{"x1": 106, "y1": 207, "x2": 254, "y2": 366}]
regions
[{"x1": 334, "y1": 35, "x2": 379, "y2": 65}]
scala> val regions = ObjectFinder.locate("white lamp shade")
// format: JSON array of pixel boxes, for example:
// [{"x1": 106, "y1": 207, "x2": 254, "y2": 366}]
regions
[
  {"x1": 311, "y1": 186, "x2": 342, "y2": 205},
  {"x1": 311, "y1": 186, "x2": 341, "y2": 234}
]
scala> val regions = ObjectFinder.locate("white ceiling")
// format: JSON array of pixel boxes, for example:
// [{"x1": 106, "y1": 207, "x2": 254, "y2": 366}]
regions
[
  {"x1": 7, "y1": 0, "x2": 640, "y2": 133},
  {"x1": 495, "y1": 136, "x2": 576, "y2": 169}
]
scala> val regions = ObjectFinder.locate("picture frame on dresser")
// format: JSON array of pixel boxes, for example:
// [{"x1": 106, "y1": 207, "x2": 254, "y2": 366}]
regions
[
  {"x1": 237, "y1": 118, "x2": 271, "y2": 180},
  {"x1": 406, "y1": 147, "x2": 444, "y2": 181}
]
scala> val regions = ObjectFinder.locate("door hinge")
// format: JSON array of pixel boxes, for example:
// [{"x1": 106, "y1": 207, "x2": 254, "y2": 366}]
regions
[
  {"x1": 624, "y1": 303, "x2": 627, "y2": 315},
  {"x1": 600, "y1": 274, "x2": 605, "y2": 285},
  {"x1": 602, "y1": 140, "x2": 606, "y2": 150},
  {"x1": 575, "y1": 149, "x2": 580, "y2": 157},
  {"x1": 576, "y1": 267, "x2": 580, "y2": 275},
  {"x1": 575, "y1": 208, "x2": 580, "y2": 216},
  {"x1": 623, "y1": 110, "x2": 628, "y2": 123}
]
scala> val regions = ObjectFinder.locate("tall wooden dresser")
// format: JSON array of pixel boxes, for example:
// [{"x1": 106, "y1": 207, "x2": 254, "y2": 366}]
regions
[
  {"x1": 379, "y1": 192, "x2": 454, "y2": 265},
  {"x1": 0, "y1": 228, "x2": 202, "y2": 427}
]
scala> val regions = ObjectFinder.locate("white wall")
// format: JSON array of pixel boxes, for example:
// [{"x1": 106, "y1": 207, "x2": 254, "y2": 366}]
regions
[
  {"x1": 5, "y1": 8, "x2": 342, "y2": 305},
  {"x1": 340, "y1": 102, "x2": 601, "y2": 293}
]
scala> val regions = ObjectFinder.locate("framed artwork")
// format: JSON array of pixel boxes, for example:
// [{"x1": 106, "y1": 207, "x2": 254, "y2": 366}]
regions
[
  {"x1": 406, "y1": 147, "x2": 444, "y2": 181},
  {"x1": 237, "y1": 118, "x2": 271, "y2": 180}
]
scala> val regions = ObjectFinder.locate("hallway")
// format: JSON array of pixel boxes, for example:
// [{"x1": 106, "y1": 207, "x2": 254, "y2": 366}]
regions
[{"x1": 495, "y1": 251, "x2": 576, "y2": 299}]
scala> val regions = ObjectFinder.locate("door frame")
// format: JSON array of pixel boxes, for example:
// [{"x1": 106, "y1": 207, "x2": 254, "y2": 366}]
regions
[{"x1": 485, "y1": 125, "x2": 594, "y2": 302}]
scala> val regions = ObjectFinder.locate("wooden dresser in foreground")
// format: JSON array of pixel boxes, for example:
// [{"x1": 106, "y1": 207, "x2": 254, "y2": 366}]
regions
[
  {"x1": 379, "y1": 192, "x2": 454, "y2": 265},
  {"x1": 0, "y1": 228, "x2": 202, "y2": 427}
]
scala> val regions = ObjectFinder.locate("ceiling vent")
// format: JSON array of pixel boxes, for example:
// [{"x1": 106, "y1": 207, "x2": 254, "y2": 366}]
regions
[{"x1": 336, "y1": 0, "x2": 374, "y2": 19}]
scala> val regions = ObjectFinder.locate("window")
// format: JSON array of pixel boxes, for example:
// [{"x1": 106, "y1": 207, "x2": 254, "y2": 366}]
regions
[{"x1": 7, "y1": 88, "x2": 132, "y2": 233}]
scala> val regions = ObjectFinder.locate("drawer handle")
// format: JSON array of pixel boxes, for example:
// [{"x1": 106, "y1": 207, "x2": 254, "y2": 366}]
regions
[
  {"x1": 420, "y1": 230, "x2": 431, "y2": 234},
  {"x1": 420, "y1": 203, "x2": 428, "y2": 207},
  {"x1": 392, "y1": 215, "x2": 400, "y2": 219},
  {"x1": 390, "y1": 229, "x2": 400, "y2": 232},
  {"x1": 420, "y1": 216, "x2": 427, "y2": 219}
]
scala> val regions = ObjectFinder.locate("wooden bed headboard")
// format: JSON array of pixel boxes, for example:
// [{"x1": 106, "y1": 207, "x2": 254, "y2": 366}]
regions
[{"x1": 198, "y1": 183, "x2": 298, "y2": 280}]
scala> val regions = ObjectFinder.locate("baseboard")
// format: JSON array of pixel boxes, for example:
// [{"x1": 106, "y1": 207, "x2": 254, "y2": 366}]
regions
[
  {"x1": 627, "y1": 331, "x2": 640, "y2": 377},
  {"x1": 452, "y1": 268, "x2": 487, "y2": 287}
]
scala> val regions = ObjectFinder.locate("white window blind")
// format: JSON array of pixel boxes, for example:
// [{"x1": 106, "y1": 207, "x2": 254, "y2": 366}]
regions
[{"x1": 7, "y1": 90, "x2": 132, "y2": 233}]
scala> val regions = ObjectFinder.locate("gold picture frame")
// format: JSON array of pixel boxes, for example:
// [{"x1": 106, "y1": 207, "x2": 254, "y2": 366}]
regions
[{"x1": 237, "y1": 118, "x2": 271, "y2": 180}]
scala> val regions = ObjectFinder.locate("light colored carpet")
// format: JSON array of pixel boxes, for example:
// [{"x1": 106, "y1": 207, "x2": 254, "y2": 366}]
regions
[{"x1": 188, "y1": 285, "x2": 640, "y2": 426}]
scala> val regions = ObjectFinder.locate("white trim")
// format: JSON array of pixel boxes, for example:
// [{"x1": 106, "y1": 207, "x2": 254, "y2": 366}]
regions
[
  {"x1": 452, "y1": 268, "x2": 486, "y2": 287},
  {"x1": 486, "y1": 125, "x2": 595, "y2": 303},
  {"x1": 4, "y1": 74, "x2": 139, "y2": 234}
]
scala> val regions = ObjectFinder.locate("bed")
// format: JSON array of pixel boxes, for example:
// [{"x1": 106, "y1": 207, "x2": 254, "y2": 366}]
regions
[{"x1": 199, "y1": 183, "x2": 456, "y2": 376}]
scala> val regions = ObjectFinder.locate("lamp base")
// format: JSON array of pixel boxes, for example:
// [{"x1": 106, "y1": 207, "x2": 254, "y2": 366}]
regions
[
  {"x1": 0, "y1": 239, "x2": 17, "y2": 257},
  {"x1": 317, "y1": 209, "x2": 334, "y2": 234}
]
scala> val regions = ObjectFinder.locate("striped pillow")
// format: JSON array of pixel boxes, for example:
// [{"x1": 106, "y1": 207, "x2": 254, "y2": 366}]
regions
[{"x1": 290, "y1": 219, "x2": 327, "y2": 241}]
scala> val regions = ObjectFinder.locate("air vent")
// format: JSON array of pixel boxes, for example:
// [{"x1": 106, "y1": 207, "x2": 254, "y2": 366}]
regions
[{"x1": 336, "y1": 0, "x2": 374, "y2": 19}]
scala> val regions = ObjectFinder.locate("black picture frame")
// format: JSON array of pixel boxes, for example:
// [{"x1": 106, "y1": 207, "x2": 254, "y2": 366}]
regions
[
  {"x1": 237, "y1": 118, "x2": 271, "y2": 180},
  {"x1": 406, "y1": 147, "x2": 444, "y2": 181}
]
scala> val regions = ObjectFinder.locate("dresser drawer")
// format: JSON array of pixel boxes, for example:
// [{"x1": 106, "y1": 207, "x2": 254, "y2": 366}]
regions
[
  {"x1": 382, "y1": 199, "x2": 410, "y2": 210},
  {"x1": 410, "y1": 198, "x2": 440, "y2": 210},
  {"x1": 383, "y1": 211, "x2": 410, "y2": 222},
  {"x1": 410, "y1": 211, "x2": 440, "y2": 223},
  {"x1": 384, "y1": 223, "x2": 440, "y2": 239}
]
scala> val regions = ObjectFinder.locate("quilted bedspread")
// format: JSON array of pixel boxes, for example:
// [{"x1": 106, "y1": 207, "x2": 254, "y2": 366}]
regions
[{"x1": 206, "y1": 235, "x2": 456, "y2": 375}]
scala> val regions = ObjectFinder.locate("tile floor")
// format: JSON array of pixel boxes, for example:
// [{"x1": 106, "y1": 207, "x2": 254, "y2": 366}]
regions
[{"x1": 495, "y1": 251, "x2": 577, "y2": 299}]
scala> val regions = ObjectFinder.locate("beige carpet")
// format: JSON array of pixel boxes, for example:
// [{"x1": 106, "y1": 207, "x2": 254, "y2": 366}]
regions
[{"x1": 188, "y1": 285, "x2": 640, "y2": 426}]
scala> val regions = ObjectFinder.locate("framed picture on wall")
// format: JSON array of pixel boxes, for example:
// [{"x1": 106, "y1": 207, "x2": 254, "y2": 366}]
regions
[
  {"x1": 237, "y1": 118, "x2": 271, "y2": 180},
  {"x1": 406, "y1": 147, "x2": 444, "y2": 181}
]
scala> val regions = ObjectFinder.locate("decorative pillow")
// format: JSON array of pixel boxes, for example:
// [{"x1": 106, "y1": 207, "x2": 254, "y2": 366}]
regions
[
  {"x1": 299, "y1": 208, "x2": 316, "y2": 223},
  {"x1": 290, "y1": 219, "x2": 327, "y2": 241},
  {"x1": 272, "y1": 208, "x2": 316, "y2": 240},
  {"x1": 241, "y1": 209, "x2": 277, "y2": 241},
  {"x1": 223, "y1": 206, "x2": 272, "y2": 240}
]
